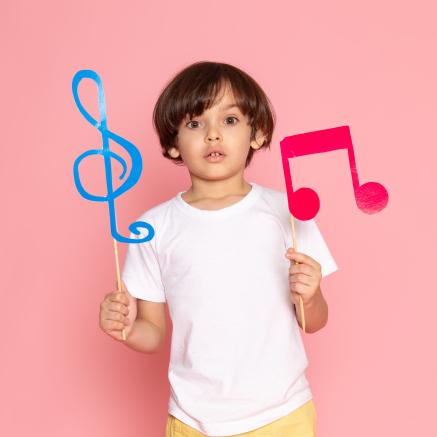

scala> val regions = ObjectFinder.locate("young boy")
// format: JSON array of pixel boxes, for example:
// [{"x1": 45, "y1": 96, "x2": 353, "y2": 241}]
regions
[{"x1": 99, "y1": 61, "x2": 338, "y2": 437}]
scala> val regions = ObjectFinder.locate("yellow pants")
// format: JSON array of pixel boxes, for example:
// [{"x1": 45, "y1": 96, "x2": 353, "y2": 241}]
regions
[{"x1": 165, "y1": 399, "x2": 317, "y2": 437}]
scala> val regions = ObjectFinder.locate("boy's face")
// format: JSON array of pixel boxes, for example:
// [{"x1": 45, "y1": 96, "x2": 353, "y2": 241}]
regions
[{"x1": 171, "y1": 84, "x2": 265, "y2": 180}]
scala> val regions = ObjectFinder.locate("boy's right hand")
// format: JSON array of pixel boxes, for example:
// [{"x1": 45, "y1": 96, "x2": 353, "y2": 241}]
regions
[{"x1": 99, "y1": 280, "x2": 137, "y2": 341}]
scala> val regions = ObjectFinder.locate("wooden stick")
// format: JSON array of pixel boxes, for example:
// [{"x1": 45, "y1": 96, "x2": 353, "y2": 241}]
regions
[
  {"x1": 113, "y1": 237, "x2": 126, "y2": 341},
  {"x1": 290, "y1": 215, "x2": 306, "y2": 333}
]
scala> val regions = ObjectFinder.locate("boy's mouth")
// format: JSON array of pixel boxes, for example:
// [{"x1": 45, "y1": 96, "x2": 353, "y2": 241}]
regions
[
  {"x1": 204, "y1": 148, "x2": 225, "y2": 157},
  {"x1": 205, "y1": 152, "x2": 226, "y2": 162}
]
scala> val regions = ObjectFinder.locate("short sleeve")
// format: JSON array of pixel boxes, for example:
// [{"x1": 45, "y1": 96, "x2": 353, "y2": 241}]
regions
[
  {"x1": 298, "y1": 218, "x2": 339, "y2": 278},
  {"x1": 121, "y1": 228, "x2": 166, "y2": 303}
]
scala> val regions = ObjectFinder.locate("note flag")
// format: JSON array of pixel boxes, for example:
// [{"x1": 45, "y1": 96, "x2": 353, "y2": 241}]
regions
[
  {"x1": 72, "y1": 70, "x2": 154, "y2": 243},
  {"x1": 280, "y1": 125, "x2": 389, "y2": 221}
]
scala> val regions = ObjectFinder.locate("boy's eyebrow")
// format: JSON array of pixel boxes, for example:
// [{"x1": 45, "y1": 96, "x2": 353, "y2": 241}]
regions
[
  {"x1": 221, "y1": 104, "x2": 239, "y2": 110},
  {"x1": 184, "y1": 103, "x2": 240, "y2": 120}
]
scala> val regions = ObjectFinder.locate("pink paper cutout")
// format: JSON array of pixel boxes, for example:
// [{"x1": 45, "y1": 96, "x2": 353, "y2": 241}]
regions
[{"x1": 280, "y1": 125, "x2": 389, "y2": 220}]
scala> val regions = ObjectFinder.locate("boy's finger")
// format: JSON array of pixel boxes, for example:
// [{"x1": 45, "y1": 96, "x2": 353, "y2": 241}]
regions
[
  {"x1": 286, "y1": 251, "x2": 319, "y2": 270},
  {"x1": 285, "y1": 248, "x2": 300, "y2": 260},
  {"x1": 109, "y1": 329, "x2": 124, "y2": 341},
  {"x1": 114, "y1": 281, "x2": 121, "y2": 291},
  {"x1": 110, "y1": 292, "x2": 129, "y2": 304},
  {"x1": 117, "y1": 293, "x2": 129, "y2": 304}
]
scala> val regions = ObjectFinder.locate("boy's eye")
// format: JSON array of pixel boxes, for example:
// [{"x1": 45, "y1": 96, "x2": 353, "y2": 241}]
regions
[
  {"x1": 185, "y1": 116, "x2": 239, "y2": 129},
  {"x1": 186, "y1": 120, "x2": 200, "y2": 128},
  {"x1": 225, "y1": 116, "x2": 238, "y2": 125}
]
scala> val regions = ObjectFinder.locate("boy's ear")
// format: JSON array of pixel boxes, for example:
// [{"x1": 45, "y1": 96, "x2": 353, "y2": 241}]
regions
[
  {"x1": 169, "y1": 147, "x2": 180, "y2": 158},
  {"x1": 250, "y1": 131, "x2": 266, "y2": 150},
  {"x1": 169, "y1": 136, "x2": 181, "y2": 158}
]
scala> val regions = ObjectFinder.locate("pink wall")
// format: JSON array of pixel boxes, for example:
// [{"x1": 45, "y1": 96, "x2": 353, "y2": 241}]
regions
[{"x1": 2, "y1": 1, "x2": 436, "y2": 436}]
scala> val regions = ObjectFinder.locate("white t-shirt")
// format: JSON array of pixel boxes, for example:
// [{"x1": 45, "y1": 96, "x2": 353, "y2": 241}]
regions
[{"x1": 122, "y1": 182, "x2": 338, "y2": 437}]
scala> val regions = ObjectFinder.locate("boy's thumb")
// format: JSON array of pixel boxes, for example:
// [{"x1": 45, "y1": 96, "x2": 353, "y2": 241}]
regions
[
  {"x1": 115, "y1": 280, "x2": 128, "y2": 292},
  {"x1": 121, "y1": 279, "x2": 128, "y2": 293}
]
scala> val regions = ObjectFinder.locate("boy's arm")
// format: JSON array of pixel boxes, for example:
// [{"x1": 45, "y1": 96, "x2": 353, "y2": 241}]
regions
[
  {"x1": 123, "y1": 299, "x2": 166, "y2": 353},
  {"x1": 123, "y1": 318, "x2": 164, "y2": 353},
  {"x1": 294, "y1": 286, "x2": 329, "y2": 333}
]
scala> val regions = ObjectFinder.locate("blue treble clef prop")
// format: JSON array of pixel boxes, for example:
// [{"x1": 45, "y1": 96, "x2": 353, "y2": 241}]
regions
[
  {"x1": 72, "y1": 70, "x2": 154, "y2": 243},
  {"x1": 72, "y1": 69, "x2": 154, "y2": 341}
]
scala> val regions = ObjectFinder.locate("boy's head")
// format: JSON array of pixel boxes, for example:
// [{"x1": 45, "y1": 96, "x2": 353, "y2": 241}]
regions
[{"x1": 153, "y1": 61, "x2": 276, "y2": 172}]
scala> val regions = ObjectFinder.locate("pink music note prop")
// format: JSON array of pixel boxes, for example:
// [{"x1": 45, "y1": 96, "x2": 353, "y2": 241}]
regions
[{"x1": 280, "y1": 125, "x2": 389, "y2": 220}]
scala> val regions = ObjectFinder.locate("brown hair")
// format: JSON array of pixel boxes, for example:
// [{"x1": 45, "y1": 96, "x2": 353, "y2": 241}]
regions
[{"x1": 152, "y1": 61, "x2": 276, "y2": 168}]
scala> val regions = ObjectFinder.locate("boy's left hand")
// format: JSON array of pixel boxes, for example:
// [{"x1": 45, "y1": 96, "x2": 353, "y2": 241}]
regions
[{"x1": 285, "y1": 247, "x2": 322, "y2": 306}]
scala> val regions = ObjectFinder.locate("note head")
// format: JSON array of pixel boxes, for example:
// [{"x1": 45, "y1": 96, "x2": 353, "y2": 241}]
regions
[
  {"x1": 288, "y1": 187, "x2": 320, "y2": 221},
  {"x1": 356, "y1": 181, "x2": 389, "y2": 214}
]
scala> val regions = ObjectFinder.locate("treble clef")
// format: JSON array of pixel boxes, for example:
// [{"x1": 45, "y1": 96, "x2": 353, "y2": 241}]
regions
[{"x1": 72, "y1": 70, "x2": 154, "y2": 243}]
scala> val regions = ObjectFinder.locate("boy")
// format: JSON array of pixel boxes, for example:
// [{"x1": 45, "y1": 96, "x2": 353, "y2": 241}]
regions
[{"x1": 99, "y1": 61, "x2": 338, "y2": 436}]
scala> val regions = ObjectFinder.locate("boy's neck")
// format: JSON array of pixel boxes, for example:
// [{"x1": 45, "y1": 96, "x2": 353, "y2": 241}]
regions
[{"x1": 181, "y1": 177, "x2": 252, "y2": 207}]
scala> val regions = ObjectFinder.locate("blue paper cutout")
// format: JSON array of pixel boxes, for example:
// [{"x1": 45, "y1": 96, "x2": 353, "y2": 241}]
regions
[{"x1": 72, "y1": 69, "x2": 154, "y2": 243}]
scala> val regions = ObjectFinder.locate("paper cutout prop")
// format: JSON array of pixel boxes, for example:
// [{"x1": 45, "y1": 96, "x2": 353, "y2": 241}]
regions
[
  {"x1": 72, "y1": 69, "x2": 155, "y2": 340},
  {"x1": 72, "y1": 70, "x2": 154, "y2": 243},
  {"x1": 280, "y1": 125, "x2": 389, "y2": 332}
]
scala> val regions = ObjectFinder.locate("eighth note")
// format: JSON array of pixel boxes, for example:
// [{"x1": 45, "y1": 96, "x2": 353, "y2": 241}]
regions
[{"x1": 280, "y1": 125, "x2": 389, "y2": 220}]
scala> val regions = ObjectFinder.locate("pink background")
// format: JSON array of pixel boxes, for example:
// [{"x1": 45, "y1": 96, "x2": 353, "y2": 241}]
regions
[{"x1": 2, "y1": 1, "x2": 436, "y2": 436}]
